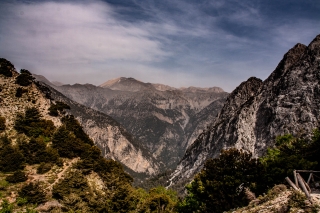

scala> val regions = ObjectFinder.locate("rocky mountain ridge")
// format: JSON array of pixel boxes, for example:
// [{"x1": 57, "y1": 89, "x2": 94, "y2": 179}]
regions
[
  {"x1": 169, "y1": 34, "x2": 320, "y2": 187},
  {"x1": 37, "y1": 76, "x2": 229, "y2": 169},
  {"x1": 0, "y1": 58, "x2": 159, "y2": 176}
]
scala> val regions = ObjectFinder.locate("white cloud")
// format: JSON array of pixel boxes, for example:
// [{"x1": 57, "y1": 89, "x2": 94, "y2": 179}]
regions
[
  {"x1": 0, "y1": 1, "x2": 169, "y2": 64},
  {"x1": 0, "y1": 0, "x2": 318, "y2": 92}
]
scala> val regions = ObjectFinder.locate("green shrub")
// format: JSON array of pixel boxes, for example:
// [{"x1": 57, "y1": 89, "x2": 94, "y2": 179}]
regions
[
  {"x1": 0, "y1": 199, "x2": 14, "y2": 213},
  {"x1": 287, "y1": 189, "x2": 319, "y2": 212},
  {"x1": 0, "y1": 136, "x2": 25, "y2": 171},
  {"x1": 19, "y1": 182, "x2": 47, "y2": 204},
  {"x1": 15, "y1": 87, "x2": 28, "y2": 98},
  {"x1": 37, "y1": 162, "x2": 52, "y2": 174},
  {"x1": 287, "y1": 190, "x2": 306, "y2": 209},
  {"x1": 0, "y1": 179, "x2": 9, "y2": 190},
  {"x1": 20, "y1": 69, "x2": 32, "y2": 75},
  {"x1": 52, "y1": 170, "x2": 90, "y2": 200},
  {"x1": 0, "y1": 58, "x2": 14, "y2": 77},
  {"x1": 52, "y1": 126, "x2": 91, "y2": 159},
  {"x1": 260, "y1": 133, "x2": 318, "y2": 188},
  {"x1": 256, "y1": 184, "x2": 287, "y2": 204},
  {"x1": 14, "y1": 107, "x2": 55, "y2": 138},
  {"x1": 138, "y1": 186, "x2": 178, "y2": 213},
  {"x1": 19, "y1": 138, "x2": 60, "y2": 165},
  {"x1": 48, "y1": 101, "x2": 70, "y2": 117},
  {"x1": 25, "y1": 208, "x2": 38, "y2": 213},
  {"x1": 5, "y1": 170, "x2": 28, "y2": 183},
  {"x1": 61, "y1": 115, "x2": 93, "y2": 146},
  {"x1": 0, "y1": 117, "x2": 5, "y2": 131},
  {"x1": 15, "y1": 69, "x2": 34, "y2": 86},
  {"x1": 181, "y1": 148, "x2": 265, "y2": 213},
  {"x1": 16, "y1": 197, "x2": 28, "y2": 206}
]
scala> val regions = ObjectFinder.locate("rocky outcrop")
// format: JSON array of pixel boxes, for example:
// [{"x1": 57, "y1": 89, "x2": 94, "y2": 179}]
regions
[
  {"x1": 169, "y1": 34, "x2": 320, "y2": 187},
  {"x1": 37, "y1": 76, "x2": 228, "y2": 169}
]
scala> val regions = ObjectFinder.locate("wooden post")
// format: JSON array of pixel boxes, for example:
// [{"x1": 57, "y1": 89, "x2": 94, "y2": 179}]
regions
[
  {"x1": 298, "y1": 173, "x2": 311, "y2": 192},
  {"x1": 285, "y1": 177, "x2": 299, "y2": 191},
  {"x1": 307, "y1": 173, "x2": 313, "y2": 185},
  {"x1": 297, "y1": 173, "x2": 310, "y2": 199},
  {"x1": 293, "y1": 170, "x2": 299, "y2": 188}
]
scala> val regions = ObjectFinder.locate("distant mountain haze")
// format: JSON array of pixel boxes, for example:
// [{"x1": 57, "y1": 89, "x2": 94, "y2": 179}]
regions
[{"x1": 35, "y1": 75, "x2": 228, "y2": 170}]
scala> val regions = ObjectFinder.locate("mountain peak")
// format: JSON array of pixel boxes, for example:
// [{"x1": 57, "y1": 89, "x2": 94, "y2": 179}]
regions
[
  {"x1": 99, "y1": 77, "x2": 149, "y2": 92},
  {"x1": 308, "y1": 34, "x2": 320, "y2": 55}
]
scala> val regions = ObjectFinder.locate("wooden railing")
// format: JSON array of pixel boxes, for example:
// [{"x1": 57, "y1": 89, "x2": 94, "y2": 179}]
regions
[{"x1": 285, "y1": 170, "x2": 320, "y2": 200}]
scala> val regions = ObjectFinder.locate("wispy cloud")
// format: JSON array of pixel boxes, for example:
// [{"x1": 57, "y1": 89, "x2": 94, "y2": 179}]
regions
[
  {"x1": 0, "y1": 1, "x2": 170, "y2": 63},
  {"x1": 0, "y1": 0, "x2": 319, "y2": 91}
]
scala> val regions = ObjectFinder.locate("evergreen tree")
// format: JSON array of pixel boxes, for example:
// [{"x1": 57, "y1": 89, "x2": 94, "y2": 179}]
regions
[{"x1": 181, "y1": 148, "x2": 264, "y2": 213}]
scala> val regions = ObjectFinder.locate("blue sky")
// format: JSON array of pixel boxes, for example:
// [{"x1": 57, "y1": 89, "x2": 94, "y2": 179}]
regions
[{"x1": 0, "y1": 0, "x2": 319, "y2": 91}]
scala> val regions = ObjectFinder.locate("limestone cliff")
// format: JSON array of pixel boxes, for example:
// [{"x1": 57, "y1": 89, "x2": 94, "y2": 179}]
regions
[{"x1": 170, "y1": 34, "x2": 320, "y2": 187}]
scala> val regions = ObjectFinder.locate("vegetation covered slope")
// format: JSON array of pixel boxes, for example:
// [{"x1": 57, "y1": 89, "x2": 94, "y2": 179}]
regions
[
  {"x1": 178, "y1": 129, "x2": 320, "y2": 213},
  {"x1": 0, "y1": 59, "x2": 178, "y2": 212}
]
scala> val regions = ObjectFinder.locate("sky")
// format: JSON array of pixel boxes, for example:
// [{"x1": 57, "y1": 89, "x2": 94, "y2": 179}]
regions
[{"x1": 0, "y1": 0, "x2": 319, "y2": 92}]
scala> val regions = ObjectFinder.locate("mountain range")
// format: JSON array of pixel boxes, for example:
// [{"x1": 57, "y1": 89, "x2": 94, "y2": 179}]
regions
[
  {"x1": 1, "y1": 33, "x2": 320, "y2": 212},
  {"x1": 34, "y1": 75, "x2": 228, "y2": 170}
]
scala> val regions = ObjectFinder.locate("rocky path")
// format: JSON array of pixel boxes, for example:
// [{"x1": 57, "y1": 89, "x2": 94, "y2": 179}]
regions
[{"x1": 47, "y1": 158, "x2": 79, "y2": 191}]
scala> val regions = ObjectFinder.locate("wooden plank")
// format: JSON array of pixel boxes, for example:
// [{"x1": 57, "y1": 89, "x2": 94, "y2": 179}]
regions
[
  {"x1": 297, "y1": 173, "x2": 311, "y2": 192},
  {"x1": 285, "y1": 177, "x2": 299, "y2": 191},
  {"x1": 307, "y1": 173, "x2": 313, "y2": 185},
  {"x1": 295, "y1": 170, "x2": 320, "y2": 173},
  {"x1": 293, "y1": 170, "x2": 299, "y2": 189},
  {"x1": 297, "y1": 173, "x2": 310, "y2": 199}
]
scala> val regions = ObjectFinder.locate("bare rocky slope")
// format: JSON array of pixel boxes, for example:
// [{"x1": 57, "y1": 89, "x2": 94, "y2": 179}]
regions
[
  {"x1": 36, "y1": 76, "x2": 228, "y2": 170},
  {"x1": 0, "y1": 59, "x2": 159, "y2": 177},
  {"x1": 169, "y1": 34, "x2": 320, "y2": 187}
]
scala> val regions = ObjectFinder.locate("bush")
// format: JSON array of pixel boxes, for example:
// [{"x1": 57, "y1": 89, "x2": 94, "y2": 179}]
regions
[
  {"x1": 37, "y1": 162, "x2": 52, "y2": 174},
  {"x1": 52, "y1": 126, "x2": 91, "y2": 159},
  {"x1": 52, "y1": 170, "x2": 90, "y2": 200},
  {"x1": 0, "y1": 58, "x2": 14, "y2": 77},
  {"x1": 20, "y1": 69, "x2": 32, "y2": 75},
  {"x1": 181, "y1": 148, "x2": 265, "y2": 213},
  {"x1": 61, "y1": 115, "x2": 93, "y2": 146},
  {"x1": 16, "y1": 197, "x2": 28, "y2": 206},
  {"x1": 0, "y1": 179, "x2": 9, "y2": 190},
  {"x1": 19, "y1": 138, "x2": 60, "y2": 165},
  {"x1": 0, "y1": 199, "x2": 14, "y2": 213},
  {"x1": 6, "y1": 170, "x2": 28, "y2": 183},
  {"x1": 0, "y1": 116, "x2": 5, "y2": 131},
  {"x1": 0, "y1": 136, "x2": 25, "y2": 172},
  {"x1": 15, "y1": 69, "x2": 34, "y2": 86},
  {"x1": 48, "y1": 101, "x2": 70, "y2": 117},
  {"x1": 19, "y1": 182, "x2": 47, "y2": 204},
  {"x1": 260, "y1": 133, "x2": 318, "y2": 188},
  {"x1": 138, "y1": 186, "x2": 178, "y2": 213},
  {"x1": 15, "y1": 87, "x2": 28, "y2": 98},
  {"x1": 14, "y1": 107, "x2": 55, "y2": 138}
]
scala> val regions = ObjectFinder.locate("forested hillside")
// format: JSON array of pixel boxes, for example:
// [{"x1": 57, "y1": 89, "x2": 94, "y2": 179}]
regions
[{"x1": 0, "y1": 59, "x2": 178, "y2": 212}]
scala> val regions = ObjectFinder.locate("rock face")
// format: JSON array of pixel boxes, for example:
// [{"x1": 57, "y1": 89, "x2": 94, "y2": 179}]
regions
[
  {"x1": 0, "y1": 59, "x2": 159, "y2": 176},
  {"x1": 169, "y1": 34, "x2": 320, "y2": 186},
  {"x1": 37, "y1": 77, "x2": 228, "y2": 169},
  {"x1": 41, "y1": 83, "x2": 160, "y2": 176}
]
